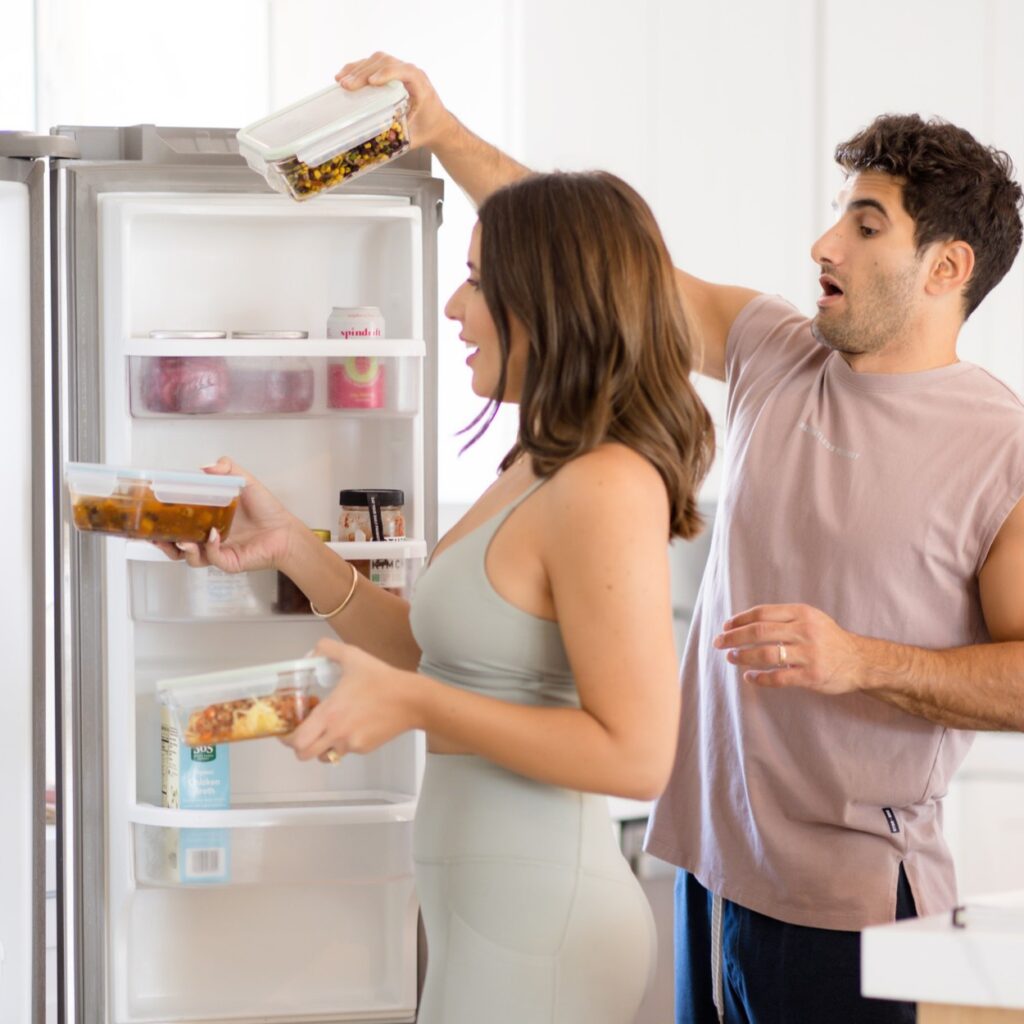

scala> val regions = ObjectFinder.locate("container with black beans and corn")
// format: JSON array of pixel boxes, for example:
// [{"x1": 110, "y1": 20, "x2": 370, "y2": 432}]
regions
[{"x1": 236, "y1": 81, "x2": 411, "y2": 201}]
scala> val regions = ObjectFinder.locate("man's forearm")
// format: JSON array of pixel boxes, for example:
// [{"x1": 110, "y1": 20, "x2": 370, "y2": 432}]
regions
[
  {"x1": 430, "y1": 114, "x2": 532, "y2": 207},
  {"x1": 861, "y1": 635, "x2": 1024, "y2": 730}
]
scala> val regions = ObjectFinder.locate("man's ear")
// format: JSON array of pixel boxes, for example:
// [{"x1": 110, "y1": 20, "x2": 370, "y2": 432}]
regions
[{"x1": 925, "y1": 240, "x2": 975, "y2": 301}]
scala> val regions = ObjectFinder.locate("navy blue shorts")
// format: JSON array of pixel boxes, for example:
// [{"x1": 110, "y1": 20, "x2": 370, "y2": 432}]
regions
[{"x1": 673, "y1": 869, "x2": 917, "y2": 1024}]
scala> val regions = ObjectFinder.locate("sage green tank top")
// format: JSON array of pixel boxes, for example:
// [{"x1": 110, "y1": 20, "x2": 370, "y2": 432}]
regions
[{"x1": 409, "y1": 479, "x2": 579, "y2": 708}]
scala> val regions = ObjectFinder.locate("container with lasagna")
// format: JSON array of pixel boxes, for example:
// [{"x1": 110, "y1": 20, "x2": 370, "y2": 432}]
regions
[
  {"x1": 157, "y1": 656, "x2": 340, "y2": 747},
  {"x1": 236, "y1": 82, "x2": 410, "y2": 201},
  {"x1": 65, "y1": 462, "x2": 245, "y2": 543}
]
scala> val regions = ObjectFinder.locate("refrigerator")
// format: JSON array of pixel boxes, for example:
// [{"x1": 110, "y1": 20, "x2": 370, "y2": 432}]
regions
[{"x1": 0, "y1": 124, "x2": 444, "y2": 1024}]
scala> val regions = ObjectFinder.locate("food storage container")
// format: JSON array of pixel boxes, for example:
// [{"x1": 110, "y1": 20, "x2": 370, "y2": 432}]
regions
[
  {"x1": 157, "y1": 657, "x2": 340, "y2": 747},
  {"x1": 66, "y1": 462, "x2": 245, "y2": 543},
  {"x1": 236, "y1": 82, "x2": 410, "y2": 201}
]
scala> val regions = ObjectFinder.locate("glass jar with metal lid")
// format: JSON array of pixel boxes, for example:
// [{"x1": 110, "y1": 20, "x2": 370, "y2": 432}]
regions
[
  {"x1": 141, "y1": 331, "x2": 230, "y2": 414},
  {"x1": 228, "y1": 330, "x2": 314, "y2": 414}
]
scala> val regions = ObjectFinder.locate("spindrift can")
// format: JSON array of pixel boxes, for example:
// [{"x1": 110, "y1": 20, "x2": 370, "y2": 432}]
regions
[{"x1": 326, "y1": 306, "x2": 385, "y2": 408}]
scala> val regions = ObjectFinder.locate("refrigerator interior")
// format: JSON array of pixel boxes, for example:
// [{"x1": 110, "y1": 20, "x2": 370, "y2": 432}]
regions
[{"x1": 92, "y1": 190, "x2": 429, "y2": 1022}]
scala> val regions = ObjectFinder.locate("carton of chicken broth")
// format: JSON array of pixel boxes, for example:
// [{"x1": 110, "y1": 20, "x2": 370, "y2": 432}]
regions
[{"x1": 161, "y1": 707, "x2": 231, "y2": 884}]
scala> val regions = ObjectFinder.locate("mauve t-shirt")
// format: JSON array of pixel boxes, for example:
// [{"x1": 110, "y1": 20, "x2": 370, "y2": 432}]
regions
[{"x1": 645, "y1": 293, "x2": 1024, "y2": 929}]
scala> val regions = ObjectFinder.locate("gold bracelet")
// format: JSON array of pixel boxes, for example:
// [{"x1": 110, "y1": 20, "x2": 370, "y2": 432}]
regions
[{"x1": 309, "y1": 563, "x2": 359, "y2": 619}]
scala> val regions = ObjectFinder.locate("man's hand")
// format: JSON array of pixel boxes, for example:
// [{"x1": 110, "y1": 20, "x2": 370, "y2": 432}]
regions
[
  {"x1": 714, "y1": 603, "x2": 869, "y2": 695},
  {"x1": 336, "y1": 52, "x2": 454, "y2": 152}
]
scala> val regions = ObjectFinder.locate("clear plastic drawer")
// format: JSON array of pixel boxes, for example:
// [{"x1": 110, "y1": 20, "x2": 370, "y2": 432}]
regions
[
  {"x1": 129, "y1": 542, "x2": 426, "y2": 620},
  {"x1": 128, "y1": 353, "x2": 422, "y2": 418},
  {"x1": 132, "y1": 813, "x2": 413, "y2": 887}
]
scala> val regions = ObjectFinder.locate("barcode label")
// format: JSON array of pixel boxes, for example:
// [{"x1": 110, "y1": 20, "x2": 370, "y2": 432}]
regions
[{"x1": 185, "y1": 847, "x2": 225, "y2": 878}]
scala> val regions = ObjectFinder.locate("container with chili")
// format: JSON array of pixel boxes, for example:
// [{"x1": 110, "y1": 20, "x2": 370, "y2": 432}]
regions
[
  {"x1": 157, "y1": 657, "x2": 340, "y2": 747},
  {"x1": 65, "y1": 462, "x2": 245, "y2": 544}
]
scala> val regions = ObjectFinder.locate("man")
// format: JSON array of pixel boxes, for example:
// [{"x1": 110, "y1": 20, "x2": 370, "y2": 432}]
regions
[{"x1": 337, "y1": 53, "x2": 1024, "y2": 1023}]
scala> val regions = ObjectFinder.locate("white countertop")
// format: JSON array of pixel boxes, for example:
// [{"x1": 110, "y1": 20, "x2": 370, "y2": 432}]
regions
[{"x1": 862, "y1": 889, "x2": 1024, "y2": 1008}]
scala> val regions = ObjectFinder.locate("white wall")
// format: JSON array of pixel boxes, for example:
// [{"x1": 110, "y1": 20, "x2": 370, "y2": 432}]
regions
[{"x1": 0, "y1": 0, "x2": 35, "y2": 129}]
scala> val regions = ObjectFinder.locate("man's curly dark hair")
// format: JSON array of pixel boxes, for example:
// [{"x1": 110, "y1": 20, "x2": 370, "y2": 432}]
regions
[{"x1": 835, "y1": 114, "x2": 1023, "y2": 319}]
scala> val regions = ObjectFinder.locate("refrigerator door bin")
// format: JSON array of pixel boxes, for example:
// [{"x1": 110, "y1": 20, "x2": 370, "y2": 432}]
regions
[
  {"x1": 120, "y1": 877, "x2": 417, "y2": 1021},
  {"x1": 129, "y1": 540, "x2": 427, "y2": 620},
  {"x1": 128, "y1": 346, "x2": 424, "y2": 418},
  {"x1": 131, "y1": 811, "x2": 414, "y2": 887}
]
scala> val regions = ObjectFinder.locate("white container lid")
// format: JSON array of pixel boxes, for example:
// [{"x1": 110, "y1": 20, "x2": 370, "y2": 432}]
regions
[
  {"x1": 157, "y1": 656, "x2": 340, "y2": 707},
  {"x1": 237, "y1": 82, "x2": 409, "y2": 168},
  {"x1": 65, "y1": 461, "x2": 246, "y2": 506}
]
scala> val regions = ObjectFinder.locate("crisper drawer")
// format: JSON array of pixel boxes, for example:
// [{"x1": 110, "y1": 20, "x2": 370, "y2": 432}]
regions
[
  {"x1": 132, "y1": 815, "x2": 413, "y2": 887},
  {"x1": 121, "y1": 878, "x2": 417, "y2": 1022}
]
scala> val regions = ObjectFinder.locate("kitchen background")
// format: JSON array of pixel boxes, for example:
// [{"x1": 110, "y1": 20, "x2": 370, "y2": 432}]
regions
[{"x1": 3, "y1": 0, "x2": 1024, "y2": 1021}]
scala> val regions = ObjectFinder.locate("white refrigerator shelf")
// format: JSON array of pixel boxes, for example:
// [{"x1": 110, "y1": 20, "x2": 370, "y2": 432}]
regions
[
  {"x1": 125, "y1": 538, "x2": 428, "y2": 561},
  {"x1": 123, "y1": 336, "x2": 427, "y2": 358},
  {"x1": 129, "y1": 791, "x2": 417, "y2": 828}
]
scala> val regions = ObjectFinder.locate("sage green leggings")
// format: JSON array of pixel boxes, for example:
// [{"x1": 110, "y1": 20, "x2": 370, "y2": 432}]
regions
[{"x1": 414, "y1": 754, "x2": 656, "y2": 1023}]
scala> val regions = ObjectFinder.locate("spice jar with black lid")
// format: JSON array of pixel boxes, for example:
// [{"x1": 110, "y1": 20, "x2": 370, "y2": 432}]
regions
[{"x1": 338, "y1": 489, "x2": 406, "y2": 595}]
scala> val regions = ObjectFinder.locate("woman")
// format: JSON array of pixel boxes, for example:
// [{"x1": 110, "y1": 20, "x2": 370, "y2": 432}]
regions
[{"x1": 171, "y1": 171, "x2": 714, "y2": 1023}]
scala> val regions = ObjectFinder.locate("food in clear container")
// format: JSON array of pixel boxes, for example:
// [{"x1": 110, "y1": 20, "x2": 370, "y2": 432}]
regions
[
  {"x1": 237, "y1": 82, "x2": 410, "y2": 202},
  {"x1": 274, "y1": 120, "x2": 408, "y2": 199},
  {"x1": 140, "y1": 332, "x2": 230, "y2": 414},
  {"x1": 66, "y1": 462, "x2": 245, "y2": 543},
  {"x1": 228, "y1": 332, "x2": 315, "y2": 414},
  {"x1": 157, "y1": 657, "x2": 340, "y2": 747}
]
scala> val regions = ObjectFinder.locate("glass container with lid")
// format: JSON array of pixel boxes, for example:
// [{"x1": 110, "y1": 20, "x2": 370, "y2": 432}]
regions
[
  {"x1": 65, "y1": 462, "x2": 246, "y2": 543},
  {"x1": 157, "y1": 657, "x2": 340, "y2": 746},
  {"x1": 237, "y1": 82, "x2": 410, "y2": 201}
]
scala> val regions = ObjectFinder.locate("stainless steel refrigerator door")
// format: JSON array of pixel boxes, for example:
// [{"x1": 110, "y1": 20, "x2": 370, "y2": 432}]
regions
[
  {"x1": 0, "y1": 132, "x2": 74, "y2": 1024},
  {"x1": 50, "y1": 125, "x2": 442, "y2": 1023}
]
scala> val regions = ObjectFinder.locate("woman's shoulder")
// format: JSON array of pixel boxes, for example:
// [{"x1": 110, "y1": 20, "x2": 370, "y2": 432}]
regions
[
  {"x1": 546, "y1": 442, "x2": 664, "y2": 492},
  {"x1": 539, "y1": 444, "x2": 668, "y2": 537}
]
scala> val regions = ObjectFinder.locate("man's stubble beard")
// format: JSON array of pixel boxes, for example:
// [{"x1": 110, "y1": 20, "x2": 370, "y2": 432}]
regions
[{"x1": 811, "y1": 263, "x2": 919, "y2": 356}]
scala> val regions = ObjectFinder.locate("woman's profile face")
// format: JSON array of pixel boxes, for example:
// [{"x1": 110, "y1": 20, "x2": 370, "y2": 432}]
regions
[{"x1": 444, "y1": 222, "x2": 528, "y2": 401}]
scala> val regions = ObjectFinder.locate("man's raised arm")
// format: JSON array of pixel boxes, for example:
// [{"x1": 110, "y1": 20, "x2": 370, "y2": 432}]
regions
[{"x1": 337, "y1": 53, "x2": 531, "y2": 207}]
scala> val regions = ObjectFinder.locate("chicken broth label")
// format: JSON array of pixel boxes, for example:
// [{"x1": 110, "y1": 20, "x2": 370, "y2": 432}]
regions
[{"x1": 161, "y1": 708, "x2": 231, "y2": 884}]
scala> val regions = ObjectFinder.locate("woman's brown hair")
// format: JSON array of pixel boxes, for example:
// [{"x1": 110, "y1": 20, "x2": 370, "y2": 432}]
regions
[{"x1": 466, "y1": 170, "x2": 714, "y2": 540}]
